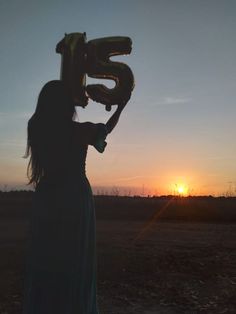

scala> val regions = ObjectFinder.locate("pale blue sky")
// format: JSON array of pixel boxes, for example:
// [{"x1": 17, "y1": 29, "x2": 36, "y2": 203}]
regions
[{"x1": 0, "y1": 0, "x2": 236, "y2": 195}]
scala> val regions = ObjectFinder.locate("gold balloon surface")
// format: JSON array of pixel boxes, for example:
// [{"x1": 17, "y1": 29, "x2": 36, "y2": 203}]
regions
[
  {"x1": 56, "y1": 32, "x2": 88, "y2": 107},
  {"x1": 56, "y1": 34, "x2": 135, "y2": 110},
  {"x1": 86, "y1": 36, "x2": 135, "y2": 111}
]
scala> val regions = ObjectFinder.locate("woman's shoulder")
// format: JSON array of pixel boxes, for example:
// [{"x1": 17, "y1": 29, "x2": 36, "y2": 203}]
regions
[
  {"x1": 72, "y1": 121, "x2": 108, "y2": 152},
  {"x1": 72, "y1": 121, "x2": 95, "y2": 129},
  {"x1": 72, "y1": 121, "x2": 107, "y2": 135}
]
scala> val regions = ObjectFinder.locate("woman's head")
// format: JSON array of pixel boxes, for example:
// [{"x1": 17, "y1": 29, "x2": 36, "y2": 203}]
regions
[
  {"x1": 34, "y1": 80, "x2": 76, "y2": 122},
  {"x1": 24, "y1": 80, "x2": 77, "y2": 187}
]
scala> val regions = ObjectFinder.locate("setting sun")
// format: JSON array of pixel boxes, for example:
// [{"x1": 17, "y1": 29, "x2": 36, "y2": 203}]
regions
[{"x1": 175, "y1": 184, "x2": 188, "y2": 196}]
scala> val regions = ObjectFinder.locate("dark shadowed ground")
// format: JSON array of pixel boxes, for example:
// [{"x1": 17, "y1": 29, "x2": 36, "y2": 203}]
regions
[{"x1": 0, "y1": 194, "x2": 236, "y2": 313}]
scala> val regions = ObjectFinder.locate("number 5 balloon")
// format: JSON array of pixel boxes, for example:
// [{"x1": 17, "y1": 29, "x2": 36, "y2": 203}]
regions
[{"x1": 86, "y1": 36, "x2": 135, "y2": 111}]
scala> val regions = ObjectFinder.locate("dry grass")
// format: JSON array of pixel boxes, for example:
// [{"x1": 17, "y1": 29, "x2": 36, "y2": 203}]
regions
[{"x1": 0, "y1": 194, "x2": 236, "y2": 313}]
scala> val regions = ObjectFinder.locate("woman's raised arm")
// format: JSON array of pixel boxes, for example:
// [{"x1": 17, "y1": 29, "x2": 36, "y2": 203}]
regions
[
  {"x1": 105, "y1": 101, "x2": 128, "y2": 134},
  {"x1": 72, "y1": 100, "x2": 128, "y2": 152}
]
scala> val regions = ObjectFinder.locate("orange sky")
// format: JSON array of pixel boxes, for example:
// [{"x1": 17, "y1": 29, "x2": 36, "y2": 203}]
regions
[{"x1": 0, "y1": 1, "x2": 236, "y2": 196}]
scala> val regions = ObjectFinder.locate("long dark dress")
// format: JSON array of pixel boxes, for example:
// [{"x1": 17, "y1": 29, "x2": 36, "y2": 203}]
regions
[{"x1": 22, "y1": 122, "x2": 108, "y2": 314}]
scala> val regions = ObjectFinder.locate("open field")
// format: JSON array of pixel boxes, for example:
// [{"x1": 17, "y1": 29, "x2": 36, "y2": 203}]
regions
[{"x1": 0, "y1": 193, "x2": 236, "y2": 313}]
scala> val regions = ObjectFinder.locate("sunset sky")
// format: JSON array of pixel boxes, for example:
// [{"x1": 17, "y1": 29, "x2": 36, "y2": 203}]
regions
[{"x1": 0, "y1": 0, "x2": 236, "y2": 195}]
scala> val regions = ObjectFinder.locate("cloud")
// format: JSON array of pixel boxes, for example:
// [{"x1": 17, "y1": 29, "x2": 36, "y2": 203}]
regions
[
  {"x1": 155, "y1": 97, "x2": 192, "y2": 106},
  {"x1": 115, "y1": 175, "x2": 146, "y2": 182},
  {"x1": 196, "y1": 156, "x2": 235, "y2": 162}
]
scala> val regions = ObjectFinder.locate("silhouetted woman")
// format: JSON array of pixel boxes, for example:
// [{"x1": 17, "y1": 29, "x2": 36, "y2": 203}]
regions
[{"x1": 22, "y1": 80, "x2": 127, "y2": 314}]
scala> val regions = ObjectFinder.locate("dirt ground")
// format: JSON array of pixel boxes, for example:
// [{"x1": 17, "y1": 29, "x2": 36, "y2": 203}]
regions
[{"x1": 0, "y1": 219, "x2": 236, "y2": 313}]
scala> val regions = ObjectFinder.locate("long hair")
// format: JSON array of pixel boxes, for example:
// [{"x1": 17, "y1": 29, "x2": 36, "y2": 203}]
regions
[{"x1": 23, "y1": 80, "x2": 77, "y2": 188}]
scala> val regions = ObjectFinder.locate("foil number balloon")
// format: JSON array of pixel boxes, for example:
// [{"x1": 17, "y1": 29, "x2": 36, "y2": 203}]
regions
[
  {"x1": 56, "y1": 33, "x2": 134, "y2": 111},
  {"x1": 56, "y1": 32, "x2": 88, "y2": 108},
  {"x1": 86, "y1": 36, "x2": 135, "y2": 111}
]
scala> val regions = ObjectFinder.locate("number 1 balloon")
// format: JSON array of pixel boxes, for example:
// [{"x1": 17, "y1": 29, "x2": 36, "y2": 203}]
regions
[{"x1": 56, "y1": 32, "x2": 88, "y2": 108}]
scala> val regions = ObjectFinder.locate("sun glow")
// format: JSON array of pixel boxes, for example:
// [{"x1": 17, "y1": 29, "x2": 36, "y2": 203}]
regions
[{"x1": 175, "y1": 184, "x2": 188, "y2": 196}]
